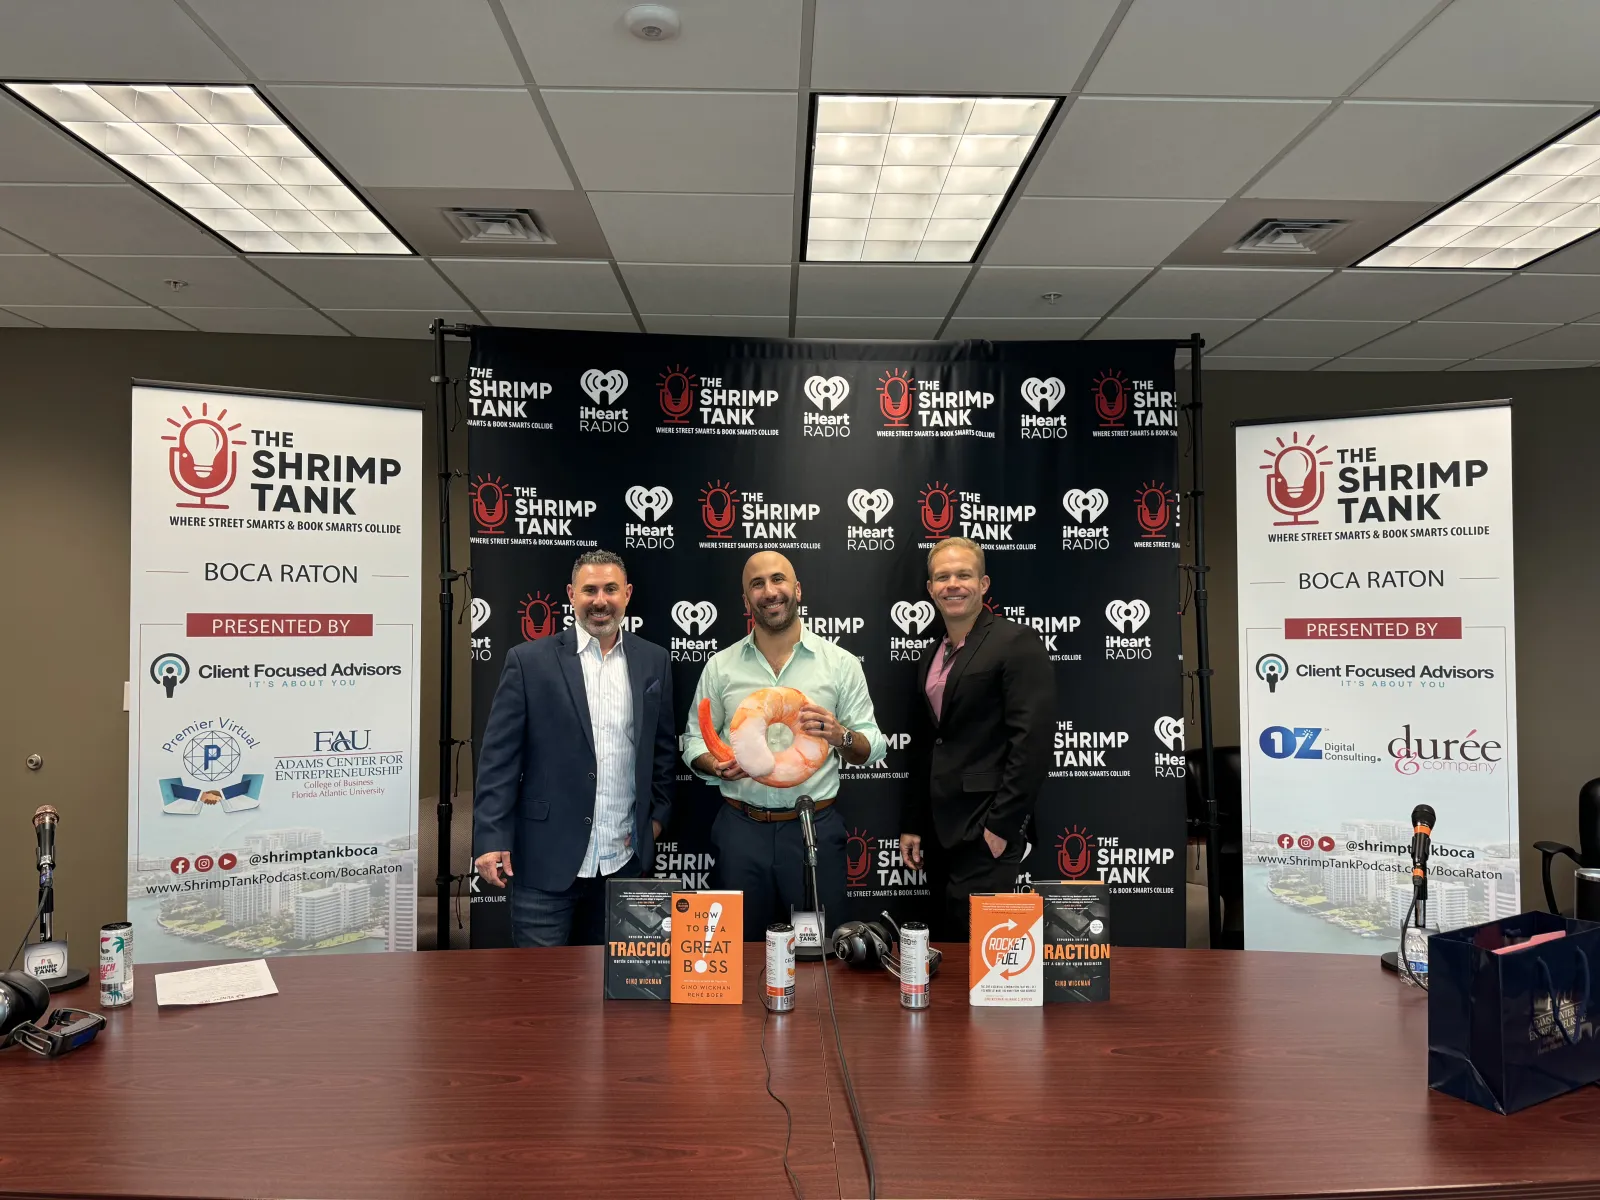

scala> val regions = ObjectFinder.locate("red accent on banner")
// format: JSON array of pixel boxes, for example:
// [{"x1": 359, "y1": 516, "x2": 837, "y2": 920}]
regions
[
  {"x1": 186, "y1": 613, "x2": 374, "y2": 637},
  {"x1": 1284, "y1": 618, "x2": 1462, "y2": 640}
]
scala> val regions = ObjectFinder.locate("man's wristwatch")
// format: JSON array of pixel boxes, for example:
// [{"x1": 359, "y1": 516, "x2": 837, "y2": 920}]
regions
[{"x1": 839, "y1": 728, "x2": 854, "y2": 750}]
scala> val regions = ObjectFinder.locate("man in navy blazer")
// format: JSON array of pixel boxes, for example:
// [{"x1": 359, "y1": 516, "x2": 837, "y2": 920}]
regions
[{"x1": 473, "y1": 550, "x2": 676, "y2": 946}]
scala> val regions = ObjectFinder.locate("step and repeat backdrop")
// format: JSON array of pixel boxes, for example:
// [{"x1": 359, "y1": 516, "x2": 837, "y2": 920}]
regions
[{"x1": 466, "y1": 328, "x2": 1188, "y2": 946}]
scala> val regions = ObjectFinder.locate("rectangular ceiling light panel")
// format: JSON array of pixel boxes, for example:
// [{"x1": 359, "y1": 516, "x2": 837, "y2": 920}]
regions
[
  {"x1": 806, "y1": 95, "x2": 1055, "y2": 263},
  {"x1": 1360, "y1": 112, "x2": 1600, "y2": 270},
  {"x1": 5, "y1": 83, "x2": 408, "y2": 255}
]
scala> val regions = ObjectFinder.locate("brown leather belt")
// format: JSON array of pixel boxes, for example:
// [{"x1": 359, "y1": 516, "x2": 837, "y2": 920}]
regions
[{"x1": 723, "y1": 796, "x2": 834, "y2": 823}]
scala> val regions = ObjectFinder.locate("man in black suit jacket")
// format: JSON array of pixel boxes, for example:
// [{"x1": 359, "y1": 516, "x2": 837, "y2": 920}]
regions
[
  {"x1": 473, "y1": 550, "x2": 675, "y2": 946},
  {"x1": 900, "y1": 537, "x2": 1055, "y2": 940}
]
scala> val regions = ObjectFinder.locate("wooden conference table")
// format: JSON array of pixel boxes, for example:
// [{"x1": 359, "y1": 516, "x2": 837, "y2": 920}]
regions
[{"x1": 4, "y1": 947, "x2": 1600, "y2": 1200}]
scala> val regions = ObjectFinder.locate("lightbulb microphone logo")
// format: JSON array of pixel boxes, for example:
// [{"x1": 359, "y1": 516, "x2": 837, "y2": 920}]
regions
[
  {"x1": 162, "y1": 402, "x2": 245, "y2": 509},
  {"x1": 1255, "y1": 653, "x2": 1288, "y2": 693},
  {"x1": 878, "y1": 369, "x2": 914, "y2": 427},
  {"x1": 518, "y1": 592, "x2": 558, "y2": 641},
  {"x1": 1062, "y1": 488, "x2": 1109, "y2": 525},
  {"x1": 658, "y1": 364, "x2": 697, "y2": 423},
  {"x1": 149, "y1": 652, "x2": 190, "y2": 699},
  {"x1": 1020, "y1": 376, "x2": 1065, "y2": 412},
  {"x1": 469, "y1": 474, "x2": 509, "y2": 535},
  {"x1": 845, "y1": 828, "x2": 874, "y2": 887},
  {"x1": 919, "y1": 481, "x2": 956, "y2": 537},
  {"x1": 580, "y1": 368, "x2": 628, "y2": 406},
  {"x1": 1056, "y1": 825, "x2": 1095, "y2": 879},
  {"x1": 700, "y1": 480, "x2": 738, "y2": 539},
  {"x1": 982, "y1": 594, "x2": 1000, "y2": 614},
  {"x1": 1091, "y1": 370, "x2": 1128, "y2": 428},
  {"x1": 1135, "y1": 480, "x2": 1174, "y2": 538},
  {"x1": 1261, "y1": 432, "x2": 1331, "y2": 526},
  {"x1": 1104, "y1": 599, "x2": 1151, "y2": 634}
]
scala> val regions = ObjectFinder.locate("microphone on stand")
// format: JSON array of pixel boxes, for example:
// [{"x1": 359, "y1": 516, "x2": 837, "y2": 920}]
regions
[
  {"x1": 792, "y1": 796, "x2": 824, "y2": 962},
  {"x1": 22, "y1": 806, "x2": 88, "y2": 993},
  {"x1": 33, "y1": 806, "x2": 57, "y2": 878},
  {"x1": 797, "y1": 795, "x2": 819, "y2": 869},
  {"x1": 1410, "y1": 804, "x2": 1436, "y2": 891}
]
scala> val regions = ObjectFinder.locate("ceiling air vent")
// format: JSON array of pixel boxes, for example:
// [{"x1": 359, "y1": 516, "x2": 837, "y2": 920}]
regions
[
  {"x1": 442, "y1": 208, "x2": 554, "y2": 245},
  {"x1": 1227, "y1": 218, "x2": 1348, "y2": 255}
]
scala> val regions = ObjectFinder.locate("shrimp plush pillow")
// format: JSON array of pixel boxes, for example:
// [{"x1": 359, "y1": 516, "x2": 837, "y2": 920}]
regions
[{"x1": 698, "y1": 687, "x2": 828, "y2": 788}]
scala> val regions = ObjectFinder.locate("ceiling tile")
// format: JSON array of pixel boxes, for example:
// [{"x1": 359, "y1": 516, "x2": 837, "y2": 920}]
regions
[
  {"x1": 186, "y1": 0, "x2": 522, "y2": 84},
  {"x1": 1213, "y1": 318, "x2": 1402, "y2": 357},
  {"x1": 507, "y1": 0, "x2": 803, "y2": 89},
  {"x1": 163, "y1": 307, "x2": 347, "y2": 336},
  {"x1": 1246, "y1": 101, "x2": 1590, "y2": 201},
  {"x1": 797, "y1": 264, "x2": 967, "y2": 317},
  {"x1": 0, "y1": 229, "x2": 34, "y2": 253},
  {"x1": 269, "y1": 86, "x2": 571, "y2": 189},
  {"x1": 1201, "y1": 355, "x2": 1327, "y2": 370},
  {"x1": 1449, "y1": 358, "x2": 1596, "y2": 371},
  {"x1": 642, "y1": 314, "x2": 790, "y2": 337},
  {"x1": 794, "y1": 317, "x2": 940, "y2": 339},
  {"x1": 1525, "y1": 235, "x2": 1600, "y2": 274},
  {"x1": 1086, "y1": 0, "x2": 1437, "y2": 97},
  {"x1": 1114, "y1": 267, "x2": 1327, "y2": 318},
  {"x1": 956, "y1": 267, "x2": 1148, "y2": 319},
  {"x1": 1028, "y1": 98, "x2": 1325, "y2": 199},
  {"x1": 1089, "y1": 316, "x2": 1252, "y2": 342},
  {"x1": 66, "y1": 256, "x2": 301, "y2": 307},
  {"x1": 6, "y1": 304, "x2": 188, "y2": 329},
  {"x1": 0, "y1": 185, "x2": 226, "y2": 254},
  {"x1": 1358, "y1": 0, "x2": 1600, "y2": 102},
  {"x1": 588, "y1": 193, "x2": 792, "y2": 264},
  {"x1": 812, "y1": 0, "x2": 1119, "y2": 93},
  {"x1": 619, "y1": 264, "x2": 790, "y2": 316},
  {"x1": 1352, "y1": 322, "x2": 1557, "y2": 358},
  {"x1": 436, "y1": 258, "x2": 628, "y2": 312},
  {"x1": 322, "y1": 309, "x2": 476, "y2": 339},
  {"x1": 0, "y1": 307, "x2": 42, "y2": 327},
  {"x1": 1475, "y1": 324, "x2": 1600, "y2": 360},
  {"x1": 486, "y1": 311, "x2": 639, "y2": 331},
  {"x1": 0, "y1": 0, "x2": 243, "y2": 80},
  {"x1": 1164, "y1": 198, "x2": 1435, "y2": 268},
  {"x1": 1274, "y1": 270, "x2": 1507, "y2": 320},
  {"x1": 1427, "y1": 275, "x2": 1600, "y2": 324},
  {"x1": 942, "y1": 317, "x2": 1097, "y2": 340},
  {"x1": 1317, "y1": 357, "x2": 1465, "y2": 371},
  {"x1": 366, "y1": 188, "x2": 612, "y2": 259},
  {"x1": 986, "y1": 197, "x2": 1222, "y2": 266},
  {"x1": 0, "y1": 96, "x2": 121, "y2": 183},
  {"x1": 541, "y1": 90, "x2": 797, "y2": 193},
  {"x1": 251, "y1": 257, "x2": 467, "y2": 309},
  {"x1": 0, "y1": 256, "x2": 143, "y2": 305}
]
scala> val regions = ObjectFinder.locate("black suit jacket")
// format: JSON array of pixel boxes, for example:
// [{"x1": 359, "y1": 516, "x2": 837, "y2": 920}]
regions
[
  {"x1": 473, "y1": 628, "x2": 675, "y2": 892},
  {"x1": 903, "y1": 610, "x2": 1055, "y2": 850}
]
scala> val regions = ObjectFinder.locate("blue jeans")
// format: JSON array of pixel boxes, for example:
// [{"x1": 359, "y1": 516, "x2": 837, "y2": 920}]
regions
[{"x1": 510, "y1": 854, "x2": 643, "y2": 947}]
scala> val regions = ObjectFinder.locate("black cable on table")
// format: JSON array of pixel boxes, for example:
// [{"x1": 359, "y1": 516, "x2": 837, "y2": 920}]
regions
[
  {"x1": 6, "y1": 889, "x2": 48, "y2": 972},
  {"x1": 821, "y1": 954, "x2": 877, "y2": 1200},
  {"x1": 761, "y1": 1002, "x2": 804, "y2": 1200}
]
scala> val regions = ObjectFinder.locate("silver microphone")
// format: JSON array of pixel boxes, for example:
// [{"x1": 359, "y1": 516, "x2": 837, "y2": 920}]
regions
[
  {"x1": 796, "y1": 795, "x2": 818, "y2": 868},
  {"x1": 33, "y1": 805, "x2": 58, "y2": 873}
]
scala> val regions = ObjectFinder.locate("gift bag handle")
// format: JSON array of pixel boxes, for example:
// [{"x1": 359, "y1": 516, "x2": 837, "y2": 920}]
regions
[{"x1": 1535, "y1": 948, "x2": 1592, "y2": 1046}]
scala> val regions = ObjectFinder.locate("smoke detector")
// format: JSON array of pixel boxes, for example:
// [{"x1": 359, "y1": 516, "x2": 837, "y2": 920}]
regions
[
  {"x1": 441, "y1": 208, "x2": 554, "y2": 245},
  {"x1": 1227, "y1": 218, "x2": 1349, "y2": 255},
  {"x1": 625, "y1": 5, "x2": 681, "y2": 41}
]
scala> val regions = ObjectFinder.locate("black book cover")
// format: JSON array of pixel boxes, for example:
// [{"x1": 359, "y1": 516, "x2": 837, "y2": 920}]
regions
[
  {"x1": 1033, "y1": 880, "x2": 1110, "y2": 1002},
  {"x1": 605, "y1": 877, "x2": 680, "y2": 1000}
]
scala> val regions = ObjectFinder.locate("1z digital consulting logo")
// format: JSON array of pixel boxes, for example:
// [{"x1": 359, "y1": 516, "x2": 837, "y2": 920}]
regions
[
  {"x1": 1104, "y1": 599, "x2": 1152, "y2": 661},
  {"x1": 803, "y1": 375, "x2": 851, "y2": 438},
  {"x1": 846, "y1": 487, "x2": 895, "y2": 550},
  {"x1": 1061, "y1": 487, "x2": 1109, "y2": 551},
  {"x1": 889, "y1": 600, "x2": 936, "y2": 661},
  {"x1": 671, "y1": 601, "x2": 719, "y2": 662},
  {"x1": 578, "y1": 368, "x2": 630, "y2": 433},
  {"x1": 624, "y1": 484, "x2": 674, "y2": 549},
  {"x1": 845, "y1": 824, "x2": 927, "y2": 892},
  {"x1": 163, "y1": 400, "x2": 246, "y2": 510},
  {"x1": 1019, "y1": 376, "x2": 1068, "y2": 438}
]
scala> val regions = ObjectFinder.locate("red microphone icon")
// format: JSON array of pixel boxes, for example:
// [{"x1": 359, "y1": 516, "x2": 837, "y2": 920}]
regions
[
  {"x1": 470, "y1": 475, "x2": 509, "y2": 534},
  {"x1": 1136, "y1": 481, "x2": 1171, "y2": 538},
  {"x1": 1092, "y1": 370, "x2": 1127, "y2": 427},
  {"x1": 1057, "y1": 827, "x2": 1093, "y2": 879},
  {"x1": 518, "y1": 592, "x2": 557, "y2": 641},
  {"x1": 162, "y1": 403, "x2": 243, "y2": 509},
  {"x1": 878, "y1": 369, "x2": 913, "y2": 427},
  {"x1": 846, "y1": 829, "x2": 872, "y2": 885},
  {"x1": 659, "y1": 365, "x2": 696, "y2": 423},
  {"x1": 1261, "y1": 434, "x2": 1330, "y2": 526},
  {"x1": 919, "y1": 482, "x2": 955, "y2": 536},
  {"x1": 700, "y1": 481, "x2": 738, "y2": 539}
]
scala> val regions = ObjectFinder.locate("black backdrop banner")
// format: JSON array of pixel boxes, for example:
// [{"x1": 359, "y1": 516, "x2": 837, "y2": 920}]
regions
[{"x1": 465, "y1": 327, "x2": 1188, "y2": 947}]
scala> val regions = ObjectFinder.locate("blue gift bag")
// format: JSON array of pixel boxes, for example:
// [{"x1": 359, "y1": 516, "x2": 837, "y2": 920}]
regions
[{"x1": 1428, "y1": 911, "x2": 1600, "y2": 1114}]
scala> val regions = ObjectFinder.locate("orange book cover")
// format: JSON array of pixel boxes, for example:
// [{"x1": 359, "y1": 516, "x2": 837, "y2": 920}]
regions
[
  {"x1": 969, "y1": 892, "x2": 1044, "y2": 1007},
  {"x1": 671, "y1": 891, "x2": 744, "y2": 1005}
]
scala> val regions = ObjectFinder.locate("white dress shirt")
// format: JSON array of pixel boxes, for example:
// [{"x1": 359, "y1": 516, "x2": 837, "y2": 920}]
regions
[{"x1": 575, "y1": 626, "x2": 636, "y2": 878}]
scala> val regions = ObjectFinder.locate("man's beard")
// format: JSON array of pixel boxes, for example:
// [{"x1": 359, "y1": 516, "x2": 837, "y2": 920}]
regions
[
  {"x1": 580, "y1": 606, "x2": 618, "y2": 637},
  {"x1": 751, "y1": 594, "x2": 799, "y2": 633}
]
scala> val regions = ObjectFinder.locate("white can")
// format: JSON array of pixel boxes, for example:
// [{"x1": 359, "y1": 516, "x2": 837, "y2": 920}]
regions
[
  {"x1": 900, "y1": 921, "x2": 930, "y2": 1009},
  {"x1": 765, "y1": 923, "x2": 796, "y2": 1012},
  {"x1": 99, "y1": 922, "x2": 133, "y2": 1008}
]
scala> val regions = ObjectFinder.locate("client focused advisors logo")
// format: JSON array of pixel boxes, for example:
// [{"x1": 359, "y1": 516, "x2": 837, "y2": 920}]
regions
[
  {"x1": 1104, "y1": 599, "x2": 1152, "y2": 662},
  {"x1": 150, "y1": 652, "x2": 190, "y2": 699},
  {"x1": 803, "y1": 375, "x2": 851, "y2": 438},
  {"x1": 518, "y1": 592, "x2": 559, "y2": 641},
  {"x1": 889, "y1": 600, "x2": 937, "y2": 662},
  {"x1": 846, "y1": 487, "x2": 895, "y2": 551},
  {"x1": 1261, "y1": 431, "x2": 1332, "y2": 526},
  {"x1": 700, "y1": 481, "x2": 739, "y2": 540},
  {"x1": 1154, "y1": 716, "x2": 1187, "y2": 778},
  {"x1": 1134, "y1": 480, "x2": 1178, "y2": 547},
  {"x1": 578, "y1": 368, "x2": 630, "y2": 433},
  {"x1": 469, "y1": 474, "x2": 509, "y2": 535},
  {"x1": 845, "y1": 824, "x2": 928, "y2": 893},
  {"x1": 1061, "y1": 488, "x2": 1110, "y2": 551},
  {"x1": 1256, "y1": 653, "x2": 1288, "y2": 692},
  {"x1": 163, "y1": 400, "x2": 246, "y2": 510},
  {"x1": 919, "y1": 481, "x2": 957, "y2": 537},
  {"x1": 157, "y1": 718, "x2": 263, "y2": 815},
  {"x1": 1019, "y1": 376, "x2": 1068, "y2": 438},
  {"x1": 657, "y1": 364, "x2": 698, "y2": 424},
  {"x1": 624, "y1": 484, "x2": 675, "y2": 549},
  {"x1": 671, "y1": 601, "x2": 719, "y2": 662},
  {"x1": 1056, "y1": 825, "x2": 1096, "y2": 879}
]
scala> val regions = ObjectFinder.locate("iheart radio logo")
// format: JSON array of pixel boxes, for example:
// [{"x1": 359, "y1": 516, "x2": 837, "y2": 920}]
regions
[
  {"x1": 847, "y1": 487, "x2": 893, "y2": 525},
  {"x1": 1104, "y1": 599, "x2": 1150, "y2": 634},
  {"x1": 1062, "y1": 488, "x2": 1108, "y2": 524},
  {"x1": 804, "y1": 375, "x2": 850, "y2": 411},
  {"x1": 1020, "y1": 376, "x2": 1065, "y2": 413},
  {"x1": 1154, "y1": 716, "x2": 1185, "y2": 753},
  {"x1": 580, "y1": 369, "x2": 628, "y2": 406},
  {"x1": 470, "y1": 598, "x2": 491, "y2": 633},
  {"x1": 890, "y1": 600, "x2": 935, "y2": 636},
  {"x1": 625, "y1": 485, "x2": 673, "y2": 522},
  {"x1": 671, "y1": 601, "x2": 717, "y2": 636}
]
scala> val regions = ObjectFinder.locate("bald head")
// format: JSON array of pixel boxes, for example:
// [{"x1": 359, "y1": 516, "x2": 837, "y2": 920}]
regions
[
  {"x1": 742, "y1": 550, "x2": 796, "y2": 589},
  {"x1": 742, "y1": 551, "x2": 802, "y2": 634}
]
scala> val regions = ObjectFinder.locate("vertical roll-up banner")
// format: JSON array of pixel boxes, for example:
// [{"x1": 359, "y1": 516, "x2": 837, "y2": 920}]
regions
[
  {"x1": 128, "y1": 383, "x2": 422, "y2": 963},
  {"x1": 465, "y1": 329, "x2": 1189, "y2": 947},
  {"x1": 1236, "y1": 402, "x2": 1518, "y2": 954}
]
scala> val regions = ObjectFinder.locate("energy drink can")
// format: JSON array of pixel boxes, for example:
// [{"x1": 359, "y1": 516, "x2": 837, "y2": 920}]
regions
[
  {"x1": 99, "y1": 922, "x2": 133, "y2": 1008},
  {"x1": 764, "y1": 922, "x2": 796, "y2": 1012},
  {"x1": 900, "y1": 921, "x2": 930, "y2": 1009}
]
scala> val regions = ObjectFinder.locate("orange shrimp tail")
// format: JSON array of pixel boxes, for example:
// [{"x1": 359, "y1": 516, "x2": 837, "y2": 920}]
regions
[{"x1": 698, "y1": 697, "x2": 736, "y2": 763}]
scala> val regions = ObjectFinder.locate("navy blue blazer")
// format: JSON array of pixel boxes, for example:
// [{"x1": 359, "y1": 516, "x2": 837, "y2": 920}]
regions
[{"x1": 473, "y1": 627, "x2": 675, "y2": 892}]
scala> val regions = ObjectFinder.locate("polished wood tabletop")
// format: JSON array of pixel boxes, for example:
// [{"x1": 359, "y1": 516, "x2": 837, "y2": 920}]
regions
[{"x1": 2, "y1": 947, "x2": 1599, "y2": 1200}]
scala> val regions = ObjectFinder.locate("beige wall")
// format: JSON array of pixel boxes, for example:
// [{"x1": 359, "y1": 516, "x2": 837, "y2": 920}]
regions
[{"x1": 0, "y1": 327, "x2": 1592, "y2": 965}]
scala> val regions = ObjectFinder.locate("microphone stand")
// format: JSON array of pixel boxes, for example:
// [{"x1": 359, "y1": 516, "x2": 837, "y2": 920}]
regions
[
  {"x1": 794, "y1": 799, "x2": 825, "y2": 962},
  {"x1": 29, "y1": 842, "x2": 89, "y2": 994}
]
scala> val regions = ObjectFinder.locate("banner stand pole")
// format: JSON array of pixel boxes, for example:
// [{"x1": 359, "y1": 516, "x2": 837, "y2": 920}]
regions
[
  {"x1": 432, "y1": 319, "x2": 472, "y2": 949},
  {"x1": 1184, "y1": 333, "x2": 1225, "y2": 949}
]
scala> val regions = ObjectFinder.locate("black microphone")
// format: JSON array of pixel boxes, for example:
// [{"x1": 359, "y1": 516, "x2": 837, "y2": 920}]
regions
[
  {"x1": 797, "y1": 795, "x2": 818, "y2": 868},
  {"x1": 1410, "y1": 804, "x2": 1435, "y2": 879},
  {"x1": 33, "y1": 806, "x2": 57, "y2": 875}
]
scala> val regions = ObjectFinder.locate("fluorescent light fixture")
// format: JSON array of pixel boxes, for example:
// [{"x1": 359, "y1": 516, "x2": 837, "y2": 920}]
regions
[
  {"x1": 1359, "y1": 111, "x2": 1600, "y2": 270},
  {"x1": 4, "y1": 82, "x2": 409, "y2": 254},
  {"x1": 804, "y1": 95, "x2": 1056, "y2": 263}
]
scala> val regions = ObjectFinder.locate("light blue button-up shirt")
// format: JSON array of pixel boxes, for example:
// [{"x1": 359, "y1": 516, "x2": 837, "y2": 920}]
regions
[
  {"x1": 682, "y1": 624, "x2": 886, "y2": 809},
  {"x1": 575, "y1": 627, "x2": 635, "y2": 876}
]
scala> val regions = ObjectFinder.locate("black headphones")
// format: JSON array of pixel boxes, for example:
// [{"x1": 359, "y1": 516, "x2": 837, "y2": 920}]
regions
[
  {"x1": 0, "y1": 971, "x2": 49, "y2": 1038},
  {"x1": 832, "y1": 919, "x2": 895, "y2": 968}
]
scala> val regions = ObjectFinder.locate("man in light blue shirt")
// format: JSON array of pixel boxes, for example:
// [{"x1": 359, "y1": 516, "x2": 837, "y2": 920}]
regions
[{"x1": 683, "y1": 551, "x2": 886, "y2": 942}]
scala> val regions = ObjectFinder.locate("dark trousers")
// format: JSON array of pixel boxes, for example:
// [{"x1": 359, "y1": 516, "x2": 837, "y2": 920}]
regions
[
  {"x1": 711, "y1": 802, "x2": 847, "y2": 944},
  {"x1": 510, "y1": 854, "x2": 643, "y2": 947},
  {"x1": 925, "y1": 835, "x2": 1027, "y2": 941}
]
